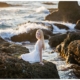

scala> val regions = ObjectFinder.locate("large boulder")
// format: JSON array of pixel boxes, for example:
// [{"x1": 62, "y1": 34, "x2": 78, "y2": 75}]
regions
[
  {"x1": 0, "y1": 37, "x2": 60, "y2": 78},
  {"x1": 11, "y1": 29, "x2": 53, "y2": 42},
  {"x1": 0, "y1": 54, "x2": 60, "y2": 79},
  {"x1": 0, "y1": 37, "x2": 29, "y2": 56},
  {"x1": 49, "y1": 33, "x2": 67, "y2": 47},
  {"x1": 45, "y1": 1, "x2": 80, "y2": 23},
  {"x1": 67, "y1": 40, "x2": 80, "y2": 65},
  {"x1": 56, "y1": 32, "x2": 80, "y2": 65},
  {"x1": 71, "y1": 64, "x2": 80, "y2": 78},
  {"x1": 58, "y1": 1, "x2": 79, "y2": 12}
]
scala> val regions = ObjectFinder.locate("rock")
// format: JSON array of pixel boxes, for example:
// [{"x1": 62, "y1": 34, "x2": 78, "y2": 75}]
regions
[
  {"x1": 71, "y1": 64, "x2": 80, "y2": 78},
  {"x1": 49, "y1": 33, "x2": 67, "y2": 47},
  {"x1": 0, "y1": 53, "x2": 60, "y2": 78},
  {"x1": 11, "y1": 29, "x2": 53, "y2": 42},
  {"x1": 58, "y1": 1, "x2": 79, "y2": 12},
  {"x1": 75, "y1": 20, "x2": 80, "y2": 30},
  {"x1": 54, "y1": 23, "x2": 69, "y2": 30},
  {"x1": 45, "y1": 1, "x2": 80, "y2": 23},
  {"x1": 0, "y1": 37, "x2": 29, "y2": 56},
  {"x1": 43, "y1": 2, "x2": 56, "y2": 5},
  {"x1": 0, "y1": 2, "x2": 11, "y2": 7},
  {"x1": 56, "y1": 32, "x2": 80, "y2": 65},
  {"x1": 67, "y1": 40, "x2": 80, "y2": 65},
  {"x1": 0, "y1": 36, "x2": 60, "y2": 79},
  {"x1": 45, "y1": 11, "x2": 62, "y2": 21},
  {"x1": 48, "y1": 8, "x2": 58, "y2": 13}
]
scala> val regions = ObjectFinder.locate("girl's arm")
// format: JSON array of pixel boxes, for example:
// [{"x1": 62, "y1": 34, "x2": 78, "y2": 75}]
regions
[{"x1": 38, "y1": 41, "x2": 44, "y2": 65}]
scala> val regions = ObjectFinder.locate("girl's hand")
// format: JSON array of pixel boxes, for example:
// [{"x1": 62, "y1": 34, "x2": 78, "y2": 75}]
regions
[{"x1": 39, "y1": 62, "x2": 44, "y2": 65}]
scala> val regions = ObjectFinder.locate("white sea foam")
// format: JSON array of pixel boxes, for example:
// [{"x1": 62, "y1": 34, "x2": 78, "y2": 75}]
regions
[
  {"x1": 0, "y1": 22, "x2": 48, "y2": 40},
  {"x1": 35, "y1": 6, "x2": 50, "y2": 13}
]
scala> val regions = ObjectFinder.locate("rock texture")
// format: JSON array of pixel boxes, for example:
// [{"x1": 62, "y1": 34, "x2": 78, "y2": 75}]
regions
[
  {"x1": 0, "y1": 2, "x2": 11, "y2": 7},
  {"x1": 56, "y1": 32, "x2": 80, "y2": 65},
  {"x1": 0, "y1": 37, "x2": 60, "y2": 79},
  {"x1": 67, "y1": 40, "x2": 80, "y2": 64},
  {"x1": 49, "y1": 33, "x2": 67, "y2": 47},
  {"x1": 45, "y1": 1, "x2": 80, "y2": 23},
  {"x1": 75, "y1": 20, "x2": 80, "y2": 30},
  {"x1": 54, "y1": 23, "x2": 69, "y2": 30}
]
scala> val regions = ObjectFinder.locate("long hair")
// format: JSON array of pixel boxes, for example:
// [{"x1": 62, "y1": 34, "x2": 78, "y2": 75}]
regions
[{"x1": 36, "y1": 29, "x2": 45, "y2": 50}]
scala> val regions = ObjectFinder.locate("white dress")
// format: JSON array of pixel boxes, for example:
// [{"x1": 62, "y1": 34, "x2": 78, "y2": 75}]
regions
[{"x1": 21, "y1": 41, "x2": 40, "y2": 63}]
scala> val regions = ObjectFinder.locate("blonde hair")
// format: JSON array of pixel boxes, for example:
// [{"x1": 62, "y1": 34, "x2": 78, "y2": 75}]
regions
[{"x1": 36, "y1": 29, "x2": 45, "y2": 50}]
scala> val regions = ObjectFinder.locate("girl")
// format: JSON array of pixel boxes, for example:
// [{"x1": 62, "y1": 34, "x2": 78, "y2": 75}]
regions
[{"x1": 20, "y1": 29, "x2": 45, "y2": 65}]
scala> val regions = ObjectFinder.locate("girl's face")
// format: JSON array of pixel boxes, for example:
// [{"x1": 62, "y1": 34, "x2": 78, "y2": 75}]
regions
[{"x1": 36, "y1": 30, "x2": 41, "y2": 39}]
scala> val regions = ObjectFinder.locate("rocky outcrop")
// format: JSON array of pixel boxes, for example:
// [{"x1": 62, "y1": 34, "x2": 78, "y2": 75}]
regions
[
  {"x1": 56, "y1": 32, "x2": 80, "y2": 65},
  {"x1": 45, "y1": 1, "x2": 80, "y2": 23},
  {"x1": 0, "y1": 2, "x2": 11, "y2": 7},
  {"x1": 0, "y1": 54, "x2": 60, "y2": 79},
  {"x1": 67, "y1": 40, "x2": 80, "y2": 64},
  {"x1": 49, "y1": 33, "x2": 67, "y2": 47},
  {"x1": 11, "y1": 29, "x2": 53, "y2": 42},
  {"x1": 43, "y1": 2, "x2": 56, "y2": 5},
  {"x1": 71, "y1": 64, "x2": 80, "y2": 78},
  {"x1": 75, "y1": 20, "x2": 80, "y2": 30},
  {"x1": 54, "y1": 23, "x2": 69, "y2": 30},
  {"x1": 0, "y1": 37, "x2": 29, "y2": 57},
  {"x1": 0, "y1": 37, "x2": 60, "y2": 79}
]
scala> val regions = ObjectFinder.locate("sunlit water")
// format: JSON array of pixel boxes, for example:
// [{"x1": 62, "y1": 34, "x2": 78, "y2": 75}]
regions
[{"x1": 0, "y1": 1, "x2": 79, "y2": 79}]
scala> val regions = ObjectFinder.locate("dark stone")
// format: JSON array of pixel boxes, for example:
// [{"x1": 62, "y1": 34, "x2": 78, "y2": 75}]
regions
[
  {"x1": 54, "y1": 23, "x2": 69, "y2": 30},
  {"x1": 45, "y1": 1, "x2": 80, "y2": 23},
  {"x1": 71, "y1": 64, "x2": 80, "y2": 78},
  {"x1": 67, "y1": 40, "x2": 80, "y2": 65},
  {"x1": 43, "y1": 2, "x2": 56, "y2": 5},
  {"x1": 56, "y1": 32, "x2": 80, "y2": 65},
  {"x1": 0, "y1": 35, "x2": 60, "y2": 79},
  {"x1": 0, "y1": 37, "x2": 29, "y2": 56},
  {"x1": 75, "y1": 20, "x2": 80, "y2": 30},
  {"x1": 11, "y1": 29, "x2": 53, "y2": 42},
  {"x1": 0, "y1": 52, "x2": 60, "y2": 79},
  {"x1": 0, "y1": 2, "x2": 11, "y2": 7},
  {"x1": 49, "y1": 33, "x2": 67, "y2": 47}
]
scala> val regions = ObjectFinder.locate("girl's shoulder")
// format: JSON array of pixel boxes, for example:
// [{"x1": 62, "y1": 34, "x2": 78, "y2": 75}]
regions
[{"x1": 38, "y1": 40, "x2": 42, "y2": 45}]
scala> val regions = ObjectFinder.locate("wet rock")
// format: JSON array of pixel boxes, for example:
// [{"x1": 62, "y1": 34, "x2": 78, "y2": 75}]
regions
[
  {"x1": 48, "y1": 8, "x2": 58, "y2": 13},
  {"x1": 11, "y1": 29, "x2": 53, "y2": 42},
  {"x1": 49, "y1": 33, "x2": 67, "y2": 47},
  {"x1": 0, "y1": 37, "x2": 29, "y2": 56},
  {"x1": 0, "y1": 2, "x2": 11, "y2": 7},
  {"x1": 56, "y1": 32, "x2": 80, "y2": 65},
  {"x1": 45, "y1": 1, "x2": 80, "y2": 23},
  {"x1": 0, "y1": 37, "x2": 60, "y2": 79},
  {"x1": 71, "y1": 64, "x2": 80, "y2": 78},
  {"x1": 67, "y1": 40, "x2": 80, "y2": 65},
  {"x1": 43, "y1": 2, "x2": 56, "y2": 5},
  {"x1": 75, "y1": 20, "x2": 80, "y2": 30},
  {"x1": 54, "y1": 23, "x2": 69, "y2": 30},
  {"x1": 0, "y1": 52, "x2": 60, "y2": 78}
]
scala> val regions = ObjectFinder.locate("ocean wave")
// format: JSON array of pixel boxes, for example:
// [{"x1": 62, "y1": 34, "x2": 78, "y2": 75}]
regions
[
  {"x1": 35, "y1": 6, "x2": 50, "y2": 14},
  {"x1": 0, "y1": 22, "x2": 48, "y2": 40}
]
